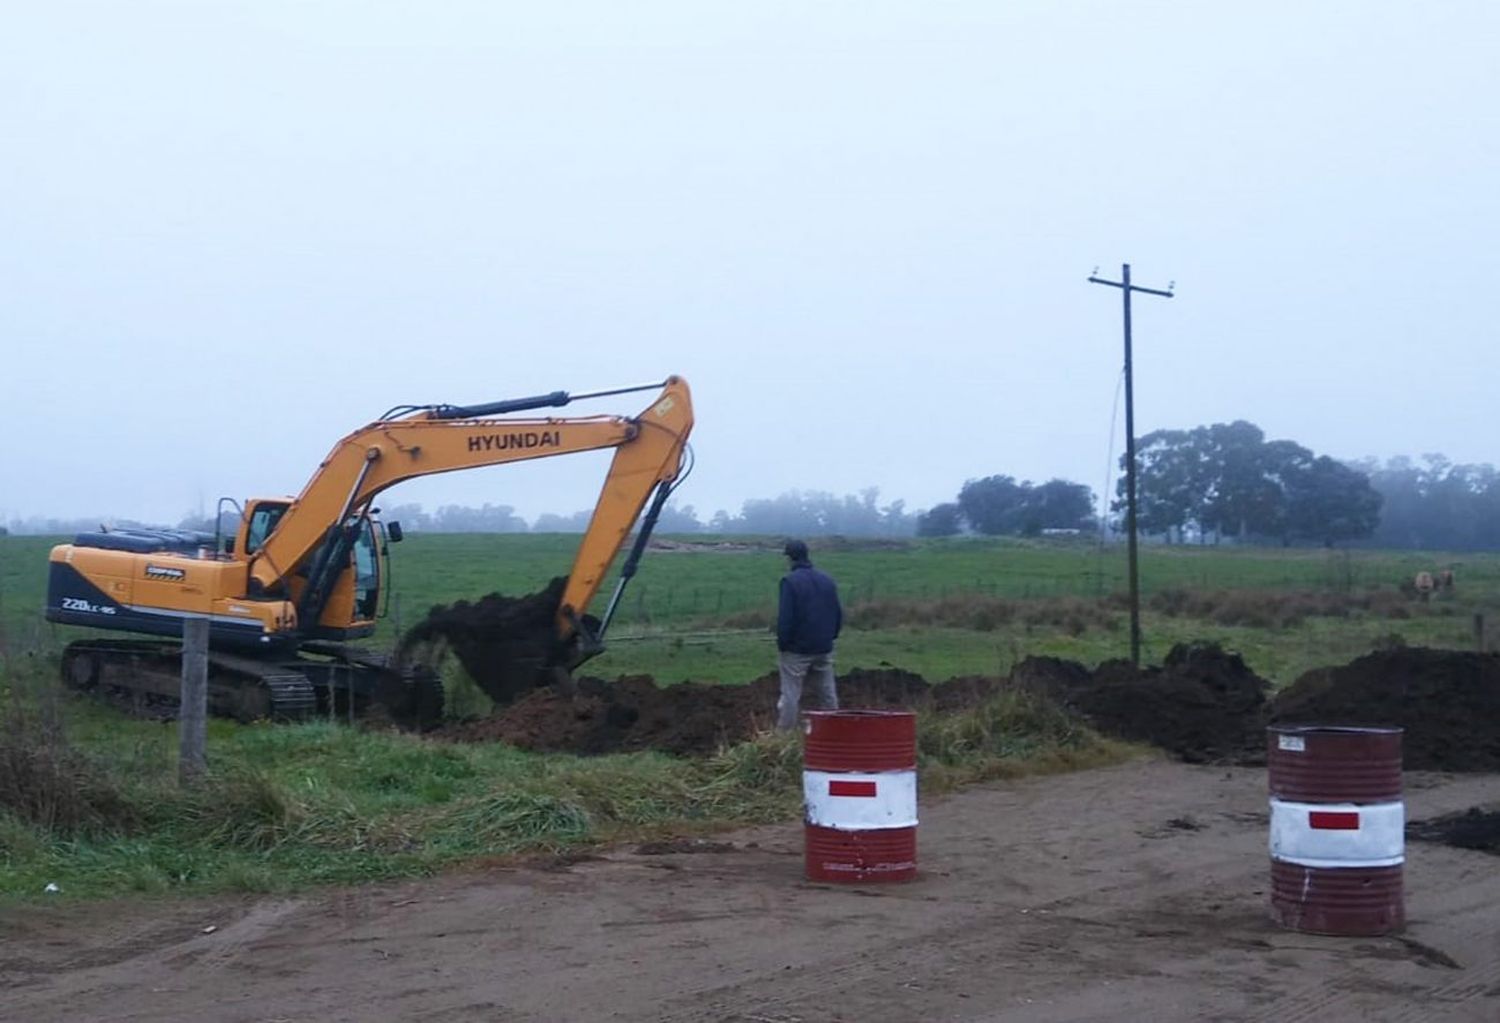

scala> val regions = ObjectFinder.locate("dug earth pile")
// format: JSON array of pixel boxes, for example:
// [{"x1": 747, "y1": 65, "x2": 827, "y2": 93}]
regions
[
  {"x1": 1270, "y1": 648, "x2": 1500, "y2": 771},
  {"x1": 438, "y1": 669, "x2": 1002, "y2": 756},
  {"x1": 423, "y1": 606, "x2": 1500, "y2": 772},
  {"x1": 399, "y1": 578, "x2": 576, "y2": 705},
  {"x1": 1016, "y1": 645, "x2": 1500, "y2": 771},
  {"x1": 437, "y1": 643, "x2": 1270, "y2": 762},
  {"x1": 1014, "y1": 644, "x2": 1271, "y2": 764},
  {"x1": 1408, "y1": 808, "x2": 1500, "y2": 854}
]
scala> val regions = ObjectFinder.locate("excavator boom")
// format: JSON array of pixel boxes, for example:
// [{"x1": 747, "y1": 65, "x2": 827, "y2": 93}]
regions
[{"x1": 248, "y1": 377, "x2": 693, "y2": 639}]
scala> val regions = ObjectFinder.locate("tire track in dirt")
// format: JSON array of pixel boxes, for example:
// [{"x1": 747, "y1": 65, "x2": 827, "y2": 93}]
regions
[{"x1": 6, "y1": 763, "x2": 1500, "y2": 1023}]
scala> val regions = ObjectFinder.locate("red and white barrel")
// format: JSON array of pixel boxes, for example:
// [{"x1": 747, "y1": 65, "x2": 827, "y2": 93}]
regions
[
  {"x1": 803, "y1": 710, "x2": 917, "y2": 883},
  {"x1": 1268, "y1": 725, "x2": 1404, "y2": 936}
]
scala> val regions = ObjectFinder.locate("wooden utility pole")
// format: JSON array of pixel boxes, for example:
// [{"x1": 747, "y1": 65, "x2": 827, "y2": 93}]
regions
[
  {"x1": 1088, "y1": 264, "x2": 1174, "y2": 666},
  {"x1": 179, "y1": 617, "x2": 209, "y2": 783}
]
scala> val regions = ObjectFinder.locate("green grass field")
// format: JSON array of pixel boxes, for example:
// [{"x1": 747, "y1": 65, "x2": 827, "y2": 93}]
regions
[
  {"x1": 3, "y1": 532, "x2": 1496, "y2": 900},
  {"x1": 5, "y1": 532, "x2": 1495, "y2": 685}
]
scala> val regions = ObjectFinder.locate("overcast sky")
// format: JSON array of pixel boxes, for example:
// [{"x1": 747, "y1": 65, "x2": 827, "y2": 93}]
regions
[{"x1": 3, "y1": 1, "x2": 1496, "y2": 526}]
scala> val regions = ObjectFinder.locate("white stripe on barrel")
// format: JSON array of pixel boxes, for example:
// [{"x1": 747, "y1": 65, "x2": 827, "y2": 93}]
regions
[
  {"x1": 1269, "y1": 798, "x2": 1404, "y2": 869},
  {"x1": 803, "y1": 769, "x2": 918, "y2": 830}
]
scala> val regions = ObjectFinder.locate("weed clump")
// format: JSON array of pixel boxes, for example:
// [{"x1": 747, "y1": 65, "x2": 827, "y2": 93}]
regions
[
  {"x1": 1, "y1": 689, "x2": 139, "y2": 837},
  {"x1": 439, "y1": 792, "x2": 593, "y2": 852},
  {"x1": 176, "y1": 769, "x2": 306, "y2": 851}
]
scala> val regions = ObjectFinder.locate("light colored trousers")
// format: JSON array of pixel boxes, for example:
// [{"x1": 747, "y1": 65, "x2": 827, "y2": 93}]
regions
[{"x1": 777, "y1": 650, "x2": 838, "y2": 730}]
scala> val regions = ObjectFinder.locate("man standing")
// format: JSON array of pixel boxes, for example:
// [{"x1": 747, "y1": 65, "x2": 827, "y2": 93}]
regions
[{"x1": 776, "y1": 539, "x2": 843, "y2": 729}]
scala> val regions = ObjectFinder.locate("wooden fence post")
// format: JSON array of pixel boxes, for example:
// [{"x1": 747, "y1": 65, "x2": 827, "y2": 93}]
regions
[
  {"x1": 179, "y1": 617, "x2": 209, "y2": 784},
  {"x1": 1476, "y1": 612, "x2": 1487, "y2": 654}
]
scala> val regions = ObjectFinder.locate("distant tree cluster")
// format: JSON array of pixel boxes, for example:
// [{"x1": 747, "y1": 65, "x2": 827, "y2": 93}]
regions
[
  {"x1": 1124, "y1": 421, "x2": 1381, "y2": 547},
  {"x1": 336, "y1": 490, "x2": 910, "y2": 537},
  {"x1": 382, "y1": 492, "x2": 913, "y2": 536},
  {"x1": 709, "y1": 488, "x2": 915, "y2": 536},
  {"x1": 916, "y1": 477, "x2": 1096, "y2": 537},
  {"x1": 1353, "y1": 456, "x2": 1500, "y2": 551}
]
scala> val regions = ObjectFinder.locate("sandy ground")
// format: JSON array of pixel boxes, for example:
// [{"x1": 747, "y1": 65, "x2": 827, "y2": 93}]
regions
[{"x1": 3, "y1": 759, "x2": 1498, "y2": 1022}]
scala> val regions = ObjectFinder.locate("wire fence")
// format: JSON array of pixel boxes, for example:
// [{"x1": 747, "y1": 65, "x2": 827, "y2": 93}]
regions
[{"x1": 611, "y1": 555, "x2": 1474, "y2": 629}]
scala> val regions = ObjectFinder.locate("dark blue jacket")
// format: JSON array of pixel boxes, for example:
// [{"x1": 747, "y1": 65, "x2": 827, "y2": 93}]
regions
[{"x1": 777, "y1": 560, "x2": 843, "y2": 655}]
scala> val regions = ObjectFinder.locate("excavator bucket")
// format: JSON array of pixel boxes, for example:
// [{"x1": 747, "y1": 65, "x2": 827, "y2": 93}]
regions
[{"x1": 395, "y1": 578, "x2": 594, "y2": 707}]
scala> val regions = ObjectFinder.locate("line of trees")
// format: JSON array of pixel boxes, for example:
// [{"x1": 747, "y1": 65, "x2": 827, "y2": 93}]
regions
[
  {"x1": 1121, "y1": 421, "x2": 1382, "y2": 547},
  {"x1": 8, "y1": 433, "x2": 1498, "y2": 551},
  {"x1": 378, "y1": 489, "x2": 921, "y2": 537},
  {"x1": 2, "y1": 493, "x2": 915, "y2": 539}
]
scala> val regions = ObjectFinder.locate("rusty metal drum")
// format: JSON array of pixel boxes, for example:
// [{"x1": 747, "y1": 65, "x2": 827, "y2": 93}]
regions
[
  {"x1": 803, "y1": 710, "x2": 917, "y2": 883},
  {"x1": 1267, "y1": 725, "x2": 1404, "y2": 936}
]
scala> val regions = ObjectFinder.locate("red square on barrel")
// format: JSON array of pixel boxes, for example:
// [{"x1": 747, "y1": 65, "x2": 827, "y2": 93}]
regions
[
  {"x1": 828, "y1": 780, "x2": 878, "y2": 798},
  {"x1": 1309, "y1": 810, "x2": 1360, "y2": 830}
]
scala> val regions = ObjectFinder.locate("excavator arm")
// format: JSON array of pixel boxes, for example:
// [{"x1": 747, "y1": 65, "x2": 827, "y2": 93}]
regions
[{"x1": 248, "y1": 377, "x2": 694, "y2": 653}]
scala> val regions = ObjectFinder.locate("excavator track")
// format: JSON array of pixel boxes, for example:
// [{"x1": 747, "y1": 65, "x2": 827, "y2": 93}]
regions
[
  {"x1": 257, "y1": 672, "x2": 320, "y2": 720},
  {"x1": 64, "y1": 640, "x2": 317, "y2": 724},
  {"x1": 60, "y1": 639, "x2": 442, "y2": 728},
  {"x1": 301, "y1": 640, "x2": 445, "y2": 730}
]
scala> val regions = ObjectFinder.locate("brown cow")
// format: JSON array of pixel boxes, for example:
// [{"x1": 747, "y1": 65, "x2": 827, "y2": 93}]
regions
[{"x1": 1414, "y1": 571, "x2": 1435, "y2": 601}]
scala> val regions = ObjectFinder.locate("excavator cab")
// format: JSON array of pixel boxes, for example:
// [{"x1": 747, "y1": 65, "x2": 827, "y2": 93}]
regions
[{"x1": 234, "y1": 499, "x2": 391, "y2": 641}]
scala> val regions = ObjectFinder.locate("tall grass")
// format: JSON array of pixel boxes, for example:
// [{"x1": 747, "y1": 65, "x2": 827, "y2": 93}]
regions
[
  {"x1": 0, "y1": 667, "x2": 139, "y2": 837},
  {"x1": 0, "y1": 669, "x2": 1130, "y2": 898}
]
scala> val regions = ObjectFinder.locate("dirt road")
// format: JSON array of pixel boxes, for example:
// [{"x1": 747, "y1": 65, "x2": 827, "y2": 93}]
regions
[{"x1": 4, "y1": 760, "x2": 1498, "y2": 1022}]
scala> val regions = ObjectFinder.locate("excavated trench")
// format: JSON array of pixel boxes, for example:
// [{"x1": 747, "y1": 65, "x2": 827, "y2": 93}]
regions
[
  {"x1": 406, "y1": 585, "x2": 1500, "y2": 770},
  {"x1": 436, "y1": 668, "x2": 1003, "y2": 757}
]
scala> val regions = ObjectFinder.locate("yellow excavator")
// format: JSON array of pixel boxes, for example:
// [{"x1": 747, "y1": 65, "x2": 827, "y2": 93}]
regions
[{"x1": 44, "y1": 377, "x2": 695, "y2": 726}]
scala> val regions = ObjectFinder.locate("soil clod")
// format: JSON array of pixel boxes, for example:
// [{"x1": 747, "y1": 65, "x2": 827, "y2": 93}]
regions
[{"x1": 1408, "y1": 808, "x2": 1500, "y2": 854}]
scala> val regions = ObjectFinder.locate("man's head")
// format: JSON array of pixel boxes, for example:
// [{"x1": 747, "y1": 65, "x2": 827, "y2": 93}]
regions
[{"x1": 783, "y1": 538, "x2": 810, "y2": 563}]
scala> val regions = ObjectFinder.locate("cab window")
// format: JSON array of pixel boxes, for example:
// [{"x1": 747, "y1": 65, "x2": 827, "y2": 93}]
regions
[
  {"x1": 353, "y1": 520, "x2": 379, "y2": 619},
  {"x1": 245, "y1": 504, "x2": 288, "y2": 555}
]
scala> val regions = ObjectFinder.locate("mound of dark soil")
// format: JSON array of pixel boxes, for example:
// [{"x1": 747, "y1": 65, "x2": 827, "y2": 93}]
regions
[
  {"x1": 439, "y1": 675, "x2": 765, "y2": 756},
  {"x1": 1016, "y1": 644, "x2": 1271, "y2": 764},
  {"x1": 1408, "y1": 809, "x2": 1500, "y2": 854},
  {"x1": 1270, "y1": 648, "x2": 1500, "y2": 772},
  {"x1": 398, "y1": 577, "x2": 571, "y2": 705},
  {"x1": 436, "y1": 668, "x2": 997, "y2": 757}
]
